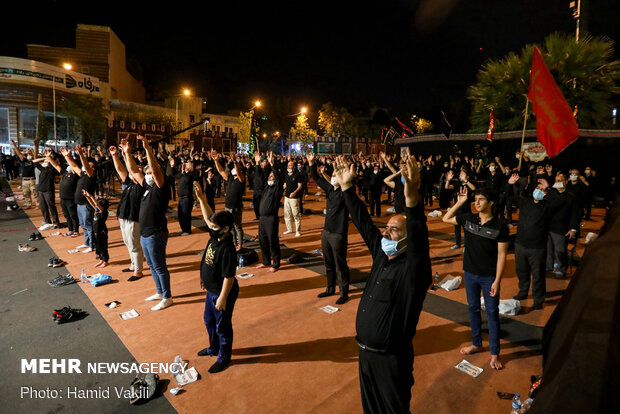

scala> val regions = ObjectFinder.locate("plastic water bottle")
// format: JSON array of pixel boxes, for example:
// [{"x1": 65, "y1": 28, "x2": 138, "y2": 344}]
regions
[
  {"x1": 238, "y1": 255, "x2": 244, "y2": 269},
  {"x1": 510, "y1": 393, "x2": 522, "y2": 414},
  {"x1": 434, "y1": 272, "x2": 440, "y2": 286},
  {"x1": 553, "y1": 263, "x2": 559, "y2": 273},
  {"x1": 80, "y1": 268, "x2": 87, "y2": 283},
  {"x1": 520, "y1": 398, "x2": 534, "y2": 413}
]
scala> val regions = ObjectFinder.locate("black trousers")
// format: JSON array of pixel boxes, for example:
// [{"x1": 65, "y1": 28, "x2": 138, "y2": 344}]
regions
[
  {"x1": 253, "y1": 191, "x2": 263, "y2": 220},
  {"x1": 60, "y1": 198, "x2": 79, "y2": 232},
  {"x1": 369, "y1": 192, "x2": 381, "y2": 216},
  {"x1": 358, "y1": 346, "x2": 414, "y2": 414},
  {"x1": 95, "y1": 229, "x2": 109, "y2": 262},
  {"x1": 167, "y1": 175, "x2": 176, "y2": 201},
  {"x1": 321, "y1": 230, "x2": 350, "y2": 293},
  {"x1": 454, "y1": 224, "x2": 462, "y2": 246},
  {"x1": 515, "y1": 243, "x2": 546, "y2": 305},
  {"x1": 258, "y1": 215, "x2": 280, "y2": 268},
  {"x1": 178, "y1": 196, "x2": 194, "y2": 234},
  {"x1": 38, "y1": 191, "x2": 60, "y2": 225}
]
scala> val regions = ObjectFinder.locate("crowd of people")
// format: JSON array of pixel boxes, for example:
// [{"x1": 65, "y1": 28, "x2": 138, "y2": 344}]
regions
[{"x1": 2, "y1": 137, "x2": 617, "y2": 412}]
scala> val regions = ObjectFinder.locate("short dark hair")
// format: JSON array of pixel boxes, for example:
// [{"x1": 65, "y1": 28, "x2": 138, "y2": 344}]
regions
[
  {"x1": 474, "y1": 187, "x2": 496, "y2": 204},
  {"x1": 210, "y1": 210, "x2": 234, "y2": 230}
]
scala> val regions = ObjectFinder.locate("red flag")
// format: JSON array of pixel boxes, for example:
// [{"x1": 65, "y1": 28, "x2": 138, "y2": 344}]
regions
[
  {"x1": 527, "y1": 47, "x2": 579, "y2": 157},
  {"x1": 487, "y1": 110, "x2": 496, "y2": 141},
  {"x1": 395, "y1": 117, "x2": 414, "y2": 136}
]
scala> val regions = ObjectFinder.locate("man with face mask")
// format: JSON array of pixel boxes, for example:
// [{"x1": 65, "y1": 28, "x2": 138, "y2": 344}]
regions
[
  {"x1": 582, "y1": 166, "x2": 596, "y2": 220},
  {"x1": 334, "y1": 155, "x2": 431, "y2": 413},
  {"x1": 122, "y1": 136, "x2": 172, "y2": 311},
  {"x1": 307, "y1": 151, "x2": 350, "y2": 303},
  {"x1": 282, "y1": 160, "x2": 303, "y2": 237},
  {"x1": 566, "y1": 168, "x2": 587, "y2": 221},
  {"x1": 251, "y1": 151, "x2": 270, "y2": 221},
  {"x1": 191, "y1": 192, "x2": 239, "y2": 374},
  {"x1": 254, "y1": 151, "x2": 284, "y2": 272},
  {"x1": 445, "y1": 167, "x2": 476, "y2": 249},
  {"x1": 171, "y1": 158, "x2": 198, "y2": 235},
  {"x1": 10, "y1": 140, "x2": 38, "y2": 209},
  {"x1": 212, "y1": 150, "x2": 246, "y2": 249},
  {"x1": 546, "y1": 173, "x2": 580, "y2": 278},
  {"x1": 33, "y1": 151, "x2": 62, "y2": 230},
  {"x1": 109, "y1": 145, "x2": 145, "y2": 281},
  {"x1": 368, "y1": 163, "x2": 384, "y2": 217}
]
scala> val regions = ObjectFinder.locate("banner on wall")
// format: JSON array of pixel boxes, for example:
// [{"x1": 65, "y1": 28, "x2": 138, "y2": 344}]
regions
[{"x1": 523, "y1": 142, "x2": 549, "y2": 161}]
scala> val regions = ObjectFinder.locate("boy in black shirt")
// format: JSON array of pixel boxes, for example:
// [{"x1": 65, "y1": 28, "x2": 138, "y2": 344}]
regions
[
  {"x1": 443, "y1": 186, "x2": 509, "y2": 370},
  {"x1": 193, "y1": 187, "x2": 239, "y2": 374},
  {"x1": 82, "y1": 189, "x2": 110, "y2": 267},
  {"x1": 59, "y1": 163, "x2": 80, "y2": 236},
  {"x1": 34, "y1": 151, "x2": 62, "y2": 230}
]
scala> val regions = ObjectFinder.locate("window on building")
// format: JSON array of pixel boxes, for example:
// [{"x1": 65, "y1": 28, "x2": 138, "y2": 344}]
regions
[{"x1": 0, "y1": 108, "x2": 8, "y2": 144}]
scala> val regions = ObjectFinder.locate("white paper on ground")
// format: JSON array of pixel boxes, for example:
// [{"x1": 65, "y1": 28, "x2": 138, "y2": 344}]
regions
[
  {"x1": 320, "y1": 305, "x2": 339, "y2": 314},
  {"x1": 175, "y1": 367, "x2": 200, "y2": 386},
  {"x1": 455, "y1": 360, "x2": 484, "y2": 378},
  {"x1": 439, "y1": 275, "x2": 462, "y2": 291},
  {"x1": 237, "y1": 273, "x2": 254, "y2": 279},
  {"x1": 119, "y1": 309, "x2": 139, "y2": 320}
]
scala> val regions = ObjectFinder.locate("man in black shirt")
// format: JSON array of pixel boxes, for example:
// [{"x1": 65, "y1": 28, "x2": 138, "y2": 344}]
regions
[
  {"x1": 283, "y1": 160, "x2": 303, "y2": 237},
  {"x1": 254, "y1": 151, "x2": 283, "y2": 272},
  {"x1": 110, "y1": 145, "x2": 145, "y2": 281},
  {"x1": 192, "y1": 192, "x2": 239, "y2": 375},
  {"x1": 308, "y1": 152, "x2": 351, "y2": 304},
  {"x1": 122, "y1": 136, "x2": 173, "y2": 311},
  {"x1": 368, "y1": 164, "x2": 384, "y2": 217},
  {"x1": 171, "y1": 158, "x2": 198, "y2": 235},
  {"x1": 213, "y1": 151, "x2": 246, "y2": 249},
  {"x1": 251, "y1": 152, "x2": 270, "y2": 220},
  {"x1": 59, "y1": 161, "x2": 80, "y2": 237},
  {"x1": 10, "y1": 140, "x2": 38, "y2": 208},
  {"x1": 34, "y1": 151, "x2": 62, "y2": 230},
  {"x1": 443, "y1": 186, "x2": 509, "y2": 370},
  {"x1": 335, "y1": 155, "x2": 431, "y2": 413}
]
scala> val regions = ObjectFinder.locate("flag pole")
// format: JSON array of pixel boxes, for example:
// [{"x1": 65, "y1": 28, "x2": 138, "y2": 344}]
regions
[{"x1": 518, "y1": 97, "x2": 529, "y2": 170}]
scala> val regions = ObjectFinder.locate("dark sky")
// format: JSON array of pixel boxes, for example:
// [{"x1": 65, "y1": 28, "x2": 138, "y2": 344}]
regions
[{"x1": 2, "y1": 0, "x2": 619, "y2": 129}]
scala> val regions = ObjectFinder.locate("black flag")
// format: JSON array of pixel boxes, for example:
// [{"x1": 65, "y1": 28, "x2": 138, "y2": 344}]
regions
[{"x1": 441, "y1": 111, "x2": 452, "y2": 139}]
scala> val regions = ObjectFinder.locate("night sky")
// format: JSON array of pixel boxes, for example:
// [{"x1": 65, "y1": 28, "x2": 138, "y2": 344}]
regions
[{"x1": 2, "y1": 0, "x2": 619, "y2": 130}]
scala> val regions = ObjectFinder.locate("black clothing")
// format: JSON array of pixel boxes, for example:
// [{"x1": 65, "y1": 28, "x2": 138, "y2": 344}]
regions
[
  {"x1": 259, "y1": 216, "x2": 281, "y2": 268},
  {"x1": 20, "y1": 160, "x2": 36, "y2": 178},
  {"x1": 178, "y1": 196, "x2": 194, "y2": 234},
  {"x1": 93, "y1": 206, "x2": 109, "y2": 262},
  {"x1": 117, "y1": 177, "x2": 144, "y2": 222},
  {"x1": 59, "y1": 171, "x2": 79, "y2": 200},
  {"x1": 512, "y1": 186, "x2": 561, "y2": 249},
  {"x1": 259, "y1": 182, "x2": 283, "y2": 218},
  {"x1": 321, "y1": 230, "x2": 350, "y2": 292},
  {"x1": 310, "y1": 164, "x2": 349, "y2": 234},
  {"x1": 38, "y1": 190, "x2": 60, "y2": 225},
  {"x1": 60, "y1": 198, "x2": 79, "y2": 232},
  {"x1": 200, "y1": 234, "x2": 238, "y2": 294},
  {"x1": 74, "y1": 172, "x2": 97, "y2": 205},
  {"x1": 138, "y1": 180, "x2": 170, "y2": 237},
  {"x1": 393, "y1": 179, "x2": 406, "y2": 214},
  {"x1": 176, "y1": 171, "x2": 198, "y2": 197},
  {"x1": 515, "y1": 244, "x2": 546, "y2": 306},
  {"x1": 284, "y1": 172, "x2": 302, "y2": 198},
  {"x1": 548, "y1": 189, "x2": 580, "y2": 234},
  {"x1": 456, "y1": 213, "x2": 510, "y2": 277},
  {"x1": 224, "y1": 176, "x2": 245, "y2": 211},
  {"x1": 35, "y1": 164, "x2": 57, "y2": 192},
  {"x1": 483, "y1": 171, "x2": 505, "y2": 195}
]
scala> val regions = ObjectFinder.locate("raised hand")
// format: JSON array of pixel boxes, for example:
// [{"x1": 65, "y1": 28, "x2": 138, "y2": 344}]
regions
[
  {"x1": 137, "y1": 135, "x2": 149, "y2": 148},
  {"x1": 193, "y1": 182, "x2": 205, "y2": 200},
  {"x1": 403, "y1": 156, "x2": 421, "y2": 206},
  {"x1": 333, "y1": 155, "x2": 356, "y2": 190},
  {"x1": 495, "y1": 156, "x2": 500, "y2": 163},
  {"x1": 254, "y1": 151, "x2": 261, "y2": 164},
  {"x1": 508, "y1": 173, "x2": 519, "y2": 185},
  {"x1": 446, "y1": 170, "x2": 454, "y2": 181},
  {"x1": 457, "y1": 185, "x2": 468, "y2": 203},
  {"x1": 59, "y1": 147, "x2": 69, "y2": 157},
  {"x1": 537, "y1": 178, "x2": 549, "y2": 189},
  {"x1": 306, "y1": 150, "x2": 315, "y2": 165},
  {"x1": 267, "y1": 151, "x2": 273, "y2": 165},
  {"x1": 109, "y1": 146, "x2": 117, "y2": 156},
  {"x1": 119, "y1": 139, "x2": 130, "y2": 154}
]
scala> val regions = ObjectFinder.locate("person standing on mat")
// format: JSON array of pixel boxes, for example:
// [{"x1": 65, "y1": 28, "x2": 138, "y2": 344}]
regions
[
  {"x1": 307, "y1": 151, "x2": 351, "y2": 304},
  {"x1": 443, "y1": 186, "x2": 508, "y2": 370},
  {"x1": 121, "y1": 136, "x2": 172, "y2": 311},
  {"x1": 334, "y1": 155, "x2": 431, "y2": 413},
  {"x1": 110, "y1": 145, "x2": 144, "y2": 281},
  {"x1": 254, "y1": 151, "x2": 283, "y2": 272},
  {"x1": 282, "y1": 159, "x2": 303, "y2": 237},
  {"x1": 193, "y1": 183, "x2": 239, "y2": 374},
  {"x1": 171, "y1": 157, "x2": 198, "y2": 236},
  {"x1": 212, "y1": 150, "x2": 246, "y2": 250}
]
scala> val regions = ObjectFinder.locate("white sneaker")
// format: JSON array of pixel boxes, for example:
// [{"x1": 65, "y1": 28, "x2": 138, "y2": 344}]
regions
[
  {"x1": 295, "y1": 232, "x2": 301, "y2": 237},
  {"x1": 81, "y1": 247, "x2": 93, "y2": 253},
  {"x1": 38, "y1": 223, "x2": 53, "y2": 231},
  {"x1": 151, "y1": 298, "x2": 173, "y2": 311},
  {"x1": 76, "y1": 244, "x2": 88, "y2": 249},
  {"x1": 283, "y1": 230, "x2": 293, "y2": 235},
  {"x1": 145, "y1": 293, "x2": 163, "y2": 302}
]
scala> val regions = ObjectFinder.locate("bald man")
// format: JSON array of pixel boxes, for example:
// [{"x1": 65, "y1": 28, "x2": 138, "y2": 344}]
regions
[{"x1": 334, "y1": 155, "x2": 432, "y2": 414}]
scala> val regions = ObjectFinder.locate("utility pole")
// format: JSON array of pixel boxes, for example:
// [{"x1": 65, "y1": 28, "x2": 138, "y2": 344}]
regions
[{"x1": 570, "y1": 0, "x2": 581, "y2": 43}]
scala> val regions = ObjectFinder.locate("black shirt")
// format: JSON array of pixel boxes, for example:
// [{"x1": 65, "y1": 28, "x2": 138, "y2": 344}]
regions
[
  {"x1": 200, "y1": 235, "x2": 238, "y2": 295},
  {"x1": 343, "y1": 187, "x2": 432, "y2": 351},
  {"x1": 393, "y1": 179, "x2": 406, "y2": 214},
  {"x1": 512, "y1": 188, "x2": 562, "y2": 249},
  {"x1": 310, "y1": 164, "x2": 349, "y2": 234},
  {"x1": 74, "y1": 172, "x2": 97, "y2": 205},
  {"x1": 483, "y1": 171, "x2": 505, "y2": 195},
  {"x1": 59, "y1": 170, "x2": 79, "y2": 200},
  {"x1": 456, "y1": 213, "x2": 509, "y2": 277},
  {"x1": 36, "y1": 164, "x2": 57, "y2": 192},
  {"x1": 176, "y1": 171, "x2": 198, "y2": 198},
  {"x1": 117, "y1": 177, "x2": 144, "y2": 222},
  {"x1": 259, "y1": 179, "x2": 283, "y2": 217},
  {"x1": 549, "y1": 189, "x2": 580, "y2": 234},
  {"x1": 21, "y1": 160, "x2": 36, "y2": 178},
  {"x1": 138, "y1": 180, "x2": 170, "y2": 237},
  {"x1": 284, "y1": 172, "x2": 302, "y2": 198},
  {"x1": 224, "y1": 176, "x2": 245, "y2": 210},
  {"x1": 93, "y1": 205, "x2": 109, "y2": 234},
  {"x1": 254, "y1": 164, "x2": 269, "y2": 194}
]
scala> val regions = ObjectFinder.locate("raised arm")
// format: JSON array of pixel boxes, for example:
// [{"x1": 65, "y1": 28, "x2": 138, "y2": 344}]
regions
[
  {"x1": 211, "y1": 149, "x2": 229, "y2": 181},
  {"x1": 381, "y1": 152, "x2": 398, "y2": 175},
  {"x1": 119, "y1": 139, "x2": 144, "y2": 185},
  {"x1": 76, "y1": 145, "x2": 94, "y2": 177},
  {"x1": 307, "y1": 151, "x2": 331, "y2": 192},
  {"x1": 442, "y1": 185, "x2": 469, "y2": 225},
  {"x1": 59, "y1": 147, "x2": 82, "y2": 175},
  {"x1": 495, "y1": 157, "x2": 506, "y2": 174},
  {"x1": 138, "y1": 135, "x2": 165, "y2": 188},
  {"x1": 108, "y1": 146, "x2": 128, "y2": 182},
  {"x1": 11, "y1": 140, "x2": 24, "y2": 161},
  {"x1": 47, "y1": 153, "x2": 62, "y2": 173},
  {"x1": 193, "y1": 182, "x2": 214, "y2": 222}
]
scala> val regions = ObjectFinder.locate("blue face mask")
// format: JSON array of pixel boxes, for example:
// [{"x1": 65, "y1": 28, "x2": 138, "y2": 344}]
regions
[
  {"x1": 533, "y1": 189, "x2": 546, "y2": 201},
  {"x1": 381, "y1": 236, "x2": 406, "y2": 257},
  {"x1": 401, "y1": 176, "x2": 405, "y2": 185}
]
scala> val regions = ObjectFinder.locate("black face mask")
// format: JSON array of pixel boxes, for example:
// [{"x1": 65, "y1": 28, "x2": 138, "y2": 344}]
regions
[{"x1": 208, "y1": 228, "x2": 221, "y2": 239}]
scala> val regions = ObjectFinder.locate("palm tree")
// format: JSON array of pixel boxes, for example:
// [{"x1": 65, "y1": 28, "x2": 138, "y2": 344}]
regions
[{"x1": 468, "y1": 32, "x2": 620, "y2": 132}]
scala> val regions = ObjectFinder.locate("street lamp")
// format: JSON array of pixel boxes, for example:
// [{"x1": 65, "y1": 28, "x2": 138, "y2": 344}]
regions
[
  {"x1": 176, "y1": 88, "x2": 192, "y2": 126},
  {"x1": 63, "y1": 63, "x2": 72, "y2": 70}
]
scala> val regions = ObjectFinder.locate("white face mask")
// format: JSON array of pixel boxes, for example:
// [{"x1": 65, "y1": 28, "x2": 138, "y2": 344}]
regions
[
  {"x1": 366, "y1": 162, "x2": 370, "y2": 167},
  {"x1": 331, "y1": 177, "x2": 339, "y2": 186},
  {"x1": 81, "y1": 166, "x2": 86, "y2": 172},
  {"x1": 27, "y1": 155, "x2": 33, "y2": 161},
  {"x1": 489, "y1": 166, "x2": 495, "y2": 172},
  {"x1": 585, "y1": 169, "x2": 591, "y2": 175},
  {"x1": 267, "y1": 180, "x2": 275, "y2": 186},
  {"x1": 569, "y1": 174, "x2": 578, "y2": 182},
  {"x1": 287, "y1": 168, "x2": 293, "y2": 174},
  {"x1": 42, "y1": 162, "x2": 49, "y2": 167},
  {"x1": 553, "y1": 181, "x2": 565, "y2": 189},
  {"x1": 373, "y1": 170, "x2": 379, "y2": 175},
  {"x1": 145, "y1": 173, "x2": 155, "y2": 186},
  {"x1": 515, "y1": 154, "x2": 521, "y2": 159},
  {"x1": 443, "y1": 163, "x2": 449, "y2": 168},
  {"x1": 66, "y1": 166, "x2": 72, "y2": 173},
  {"x1": 231, "y1": 168, "x2": 237, "y2": 176}
]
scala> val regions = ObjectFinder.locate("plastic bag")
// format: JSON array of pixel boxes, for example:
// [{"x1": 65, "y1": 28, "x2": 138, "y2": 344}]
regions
[
  {"x1": 481, "y1": 297, "x2": 521, "y2": 315},
  {"x1": 438, "y1": 275, "x2": 462, "y2": 291},
  {"x1": 88, "y1": 273, "x2": 112, "y2": 287}
]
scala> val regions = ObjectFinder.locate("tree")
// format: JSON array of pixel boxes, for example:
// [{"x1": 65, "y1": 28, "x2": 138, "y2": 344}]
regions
[
  {"x1": 318, "y1": 102, "x2": 357, "y2": 138},
  {"x1": 58, "y1": 95, "x2": 108, "y2": 144},
  {"x1": 289, "y1": 113, "x2": 317, "y2": 151},
  {"x1": 238, "y1": 111, "x2": 253, "y2": 143},
  {"x1": 468, "y1": 32, "x2": 620, "y2": 132}
]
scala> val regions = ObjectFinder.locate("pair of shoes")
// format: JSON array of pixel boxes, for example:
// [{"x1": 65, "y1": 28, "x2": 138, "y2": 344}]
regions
[
  {"x1": 53, "y1": 306, "x2": 87, "y2": 324},
  {"x1": 48, "y1": 273, "x2": 76, "y2": 287},
  {"x1": 29, "y1": 232, "x2": 43, "y2": 241},
  {"x1": 450, "y1": 244, "x2": 461, "y2": 250},
  {"x1": 127, "y1": 275, "x2": 143, "y2": 281},
  {"x1": 317, "y1": 290, "x2": 335, "y2": 298},
  {"x1": 76, "y1": 244, "x2": 88, "y2": 249},
  {"x1": 18, "y1": 243, "x2": 37, "y2": 252},
  {"x1": 179, "y1": 232, "x2": 191, "y2": 236},
  {"x1": 295, "y1": 232, "x2": 301, "y2": 237},
  {"x1": 48, "y1": 257, "x2": 65, "y2": 268},
  {"x1": 531, "y1": 303, "x2": 543, "y2": 310},
  {"x1": 62, "y1": 232, "x2": 73, "y2": 237},
  {"x1": 145, "y1": 293, "x2": 163, "y2": 302},
  {"x1": 513, "y1": 293, "x2": 528, "y2": 300},
  {"x1": 336, "y1": 295, "x2": 349, "y2": 305},
  {"x1": 81, "y1": 247, "x2": 93, "y2": 253},
  {"x1": 208, "y1": 360, "x2": 230, "y2": 374},
  {"x1": 197, "y1": 347, "x2": 217, "y2": 357},
  {"x1": 71, "y1": 232, "x2": 80, "y2": 238},
  {"x1": 282, "y1": 230, "x2": 293, "y2": 235},
  {"x1": 38, "y1": 223, "x2": 55, "y2": 231},
  {"x1": 151, "y1": 298, "x2": 173, "y2": 311}
]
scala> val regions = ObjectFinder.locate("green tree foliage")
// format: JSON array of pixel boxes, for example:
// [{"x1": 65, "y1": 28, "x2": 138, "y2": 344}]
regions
[
  {"x1": 58, "y1": 95, "x2": 108, "y2": 144},
  {"x1": 468, "y1": 32, "x2": 620, "y2": 132},
  {"x1": 289, "y1": 114, "x2": 317, "y2": 149},
  {"x1": 238, "y1": 111, "x2": 253, "y2": 143},
  {"x1": 318, "y1": 102, "x2": 357, "y2": 138}
]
